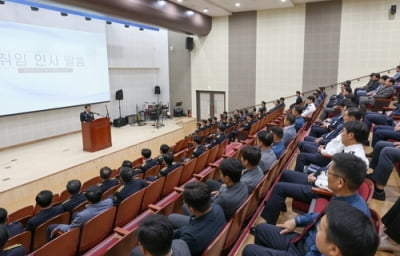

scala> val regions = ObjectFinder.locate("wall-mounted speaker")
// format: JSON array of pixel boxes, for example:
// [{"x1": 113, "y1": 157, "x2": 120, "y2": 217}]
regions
[
  {"x1": 154, "y1": 85, "x2": 161, "y2": 95},
  {"x1": 391, "y1": 5, "x2": 397, "y2": 15},
  {"x1": 186, "y1": 37, "x2": 194, "y2": 51},
  {"x1": 116, "y1": 89, "x2": 124, "y2": 100}
]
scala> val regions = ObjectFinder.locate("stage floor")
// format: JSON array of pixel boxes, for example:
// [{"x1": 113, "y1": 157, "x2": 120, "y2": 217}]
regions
[{"x1": 0, "y1": 117, "x2": 195, "y2": 211}]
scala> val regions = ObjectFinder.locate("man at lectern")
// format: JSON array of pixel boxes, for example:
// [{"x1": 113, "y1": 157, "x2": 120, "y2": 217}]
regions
[{"x1": 80, "y1": 104, "x2": 95, "y2": 123}]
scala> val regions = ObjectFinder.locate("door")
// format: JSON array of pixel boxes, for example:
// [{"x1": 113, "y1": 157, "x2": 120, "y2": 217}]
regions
[{"x1": 196, "y1": 91, "x2": 225, "y2": 120}]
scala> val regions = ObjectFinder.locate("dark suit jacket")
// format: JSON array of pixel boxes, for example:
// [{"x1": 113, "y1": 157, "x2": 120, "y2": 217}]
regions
[
  {"x1": 139, "y1": 159, "x2": 159, "y2": 173},
  {"x1": 113, "y1": 179, "x2": 148, "y2": 205},
  {"x1": 192, "y1": 145, "x2": 206, "y2": 158},
  {"x1": 7, "y1": 222, "x2": 24, "y2": 237},
  {"x1": 62, "y1": 193, "x2": 87, "y2": 212},
  {"x1": 80, "y1": 111, "x2": 94, "y2": 123},
  {"x1": 208, "y1": 133, "x2": 226, "y2": 149},
  {"x1": 97, "y1": 179, "x2": 119, "y2": 193},
  {"x1": 25, "y1": 205, "x2": 64, "y2": 233},
  {"x1": 1, "y1": 244, "x2": 25, "y2": 256},
  {"x1": 375, "y1": 86, "x2": 394, "y2": 99}
]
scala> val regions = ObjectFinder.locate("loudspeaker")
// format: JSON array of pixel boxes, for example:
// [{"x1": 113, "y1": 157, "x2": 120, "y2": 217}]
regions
[
  {"x1": 116, "y1": 89, "x2": 124, "y2": 100},
  {"x1": 186, "y1": 37, "x2": 194, "y2": 51},
  {"x1": 173, "y1": 107, "x2": 184, "y2": 117},
  {"x1": 113, "y1": 117, "x2": 127, "y2": 127},
  {"x1": 154, "y1": 85, "x2": 161, "y2": 95},
  {"x1": 391, "y1": 5, "x2": 397, "y2": 15}
]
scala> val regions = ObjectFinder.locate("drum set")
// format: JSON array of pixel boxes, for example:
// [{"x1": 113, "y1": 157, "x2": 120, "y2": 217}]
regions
[{"x1": 136, "y1": 102, "x2": 170, "y2": 128}]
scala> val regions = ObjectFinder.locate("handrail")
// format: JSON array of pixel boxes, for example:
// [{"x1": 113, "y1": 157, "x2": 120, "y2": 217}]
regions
[{"x1": 229, "y1": 66, "x2": 397, "y2": 114}]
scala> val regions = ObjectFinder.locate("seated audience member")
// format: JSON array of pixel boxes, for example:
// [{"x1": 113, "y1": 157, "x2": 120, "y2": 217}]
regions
[
  {"x1": 370, "y1": 122, "x2": 400, "y2": 148},
  {"x1": 363, "y1": 104, "x2": 400, "y2": 131},
  {"x1": 241, "y1": 113, "x2": 255, "y2": 131},
  {"x1": 270, "y1": 126, "x2": 285, "y2": 158},
  {"x1": 156, "y1": 144, "x2": 170, "y2": 165},
  {"x1": 301, "y1": 96, "x2": 316, "y2": 118},
  {"x1": 316, "y1": 200, "x2": 378, "y2": 256},
  {"x1": 256, "y1": 131, "x2": 277, "y2": 172},
  {"x1": 295, "y1": 91, "x2": 303, "y2": 105},
  {"x1": 26, "y1": 190, "x2": 64, "y2": 233},
  {"x1": 134, "y1": 148, "x2": 158, "y2": 175},
  {"x1": 295, "y1": 111, "x2": 365, "y2": 172},
  {"x1": 246, "y1": 153, "x2": 370, "y2": 255},
  {"x1": 309, "y1": 101, "x2": 345, "y2": 139},
  {"x1": 282, "y1": 114, "x2": 296, "y2": 147},
  {"x1": 354, "y1": 72, "x2": 380, "y2": 98},
  {"x1": 367, "y1": 140, "x2": 400, "y2": 201},
  {"x1": 168, "y1": 182, "x2": 225, "y2": 256},
  {"x1": 320, "y1": 82, "x2": 351, "y2": 120},
  {"x1": 379, "y1": 197, "x2": 400, "y2": 255},
  {"x1": 121, "y1": 160, "x2": 133, "y2": 168},
  {"x1": 48, "y1": 186, "x2": 113, "y2": 238},
  {"x1": 359, "y1": 77, "x2": 395, "y2": 113},
  {"x1": 191, "y1": 136, "x2": 206, "y2": 158},
  {"x1": 206, "y1": 125, "x2": 226, "y2": 149},
  {"x1": 259, "y1": 100, "x2": 267, "y2": 113},
  {"x1": 210, "y1": 158, "x2": 248, "y2": 220},
  {"x1": 240, "y1": 145, "x2": 263, "y2": 193},
  {"x1": 0, "y1": 208, "x2": 23, "y2": 237},
  {"x1": 261, "y1": 148, "x2": 368, "y2": 225},
  {"x1": 147, "y1": 153, "x2": 181, "y2": 181},
  {"x1": 130, "y1": 215, "x2": 190, "y2": 256},
  {"x1": 62, "y1": 179, "x2": 86, "y2": 212},
  {"x1": 0, "y1": 225, "x2": 25, "y2": 256},
  {"x1": 292, "y1": 105, "x2": 304, "y2": 131},
  {"x1": 97, "y1": 166, "x2": 119, "y2": 193},
  {"x1": 113, "y1": 167, "x2": 148, "y2": 205}
]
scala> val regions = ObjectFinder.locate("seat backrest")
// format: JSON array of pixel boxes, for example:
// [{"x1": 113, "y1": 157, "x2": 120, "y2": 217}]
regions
[
  {"x1": 215, "y1": 139, "x2": 228, "y2": 160},
  {"x1": 59, "y1": 189, "x2": 69, "y2": 203},
  {"x1": 114, "y1": 189, "x2": 145, "y2": 227},
  {"x1": 79, "y1": 207, "x2": 117, "y2": 254},
  {"x1": 173, "y1": 150, "x2": 187, "y2": 162},
  {"x1": 104, "y1": 229, "x2": 138, "y2": 256},
  {"x1": 31, "y1": 228, "x2": 80, "y2": 256},
  {"x1": 359, "y1": 179, "x2": 374, "y2": 202},
  {"x1": 32, "y1": 211, "x2": 70, "y2": 251},
  {"x1": 223, "y1": 196, "x2": 250, "y2": 251},
  {"x1": 193, "y1": 151, "x2": 210, "y2": 174},
  {"x1": 144, "y1": 164, "x2": 161, "y2": 178},
  {"x1": 8, "y1": 205, "x2": 34, "y2": 226},
  {"x1": 5, "y1": 231, "x2": 31, "y2": 255},
  {"x1": 206, "y1": 145, "x2": 219, "y2": 165},
  {"x1": 162, "y1": 166, "x2": 184, "y2": 197},
  {"x1": 141, "y1": 177, "x2": 166, "y2": 211},
  {"x1": 81, "y1": 176, "x2": 102, "y2": 191},
  {"x1": 132, "y1": 157, "x2": 144, "y2": 168},
  {"x1": 102, "y1": 184, "x2": 121, "y2": 200},
  {"x1": 202, "y1": 220, "x2": 232, "y2": 256},
  {"x1": 179, "y1": 158, "x2": 197, "y2": 185},
  {"x1": 369, "y1": 208, "x2": 382, "y2": 234}
]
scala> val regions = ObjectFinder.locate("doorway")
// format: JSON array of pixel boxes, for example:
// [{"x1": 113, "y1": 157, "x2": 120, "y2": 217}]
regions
[{"x1": 196, "y1": 90, "x2": 226, "y2": 121}]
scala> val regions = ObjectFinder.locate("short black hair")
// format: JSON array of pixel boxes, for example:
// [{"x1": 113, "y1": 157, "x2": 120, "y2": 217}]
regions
[
  {"x1": 296, "y1": 91, "x2": 301, "y2": 95},
  {"x1": 142, "y1": 148, "x2": 152, "y2": 158},
  {"x1": 381, "y1": 75, "x2": 389, "y2": 80},
  {"x1": 0, "y1": 208, "x2": 7, "y2": 224},
  {"x1": 331, "y1": 153, "x2": 366, "y2": 191},
  {"x1": 66, "y1": 179, "x2": 81, "y2": 195},
  {"x1": 85, "y1": 185, "x2": 103, "y2": 204},
  {"x1": 183, "y1": 182, "x2": 211, "y2": 213},
  {"x1": 136, "y1": 215, "x2": 173, "y2": 256},
  {"x1": 285, "y1": 114, "x2": 295, "y2": 125},
  {"x1": 388, "y1": 78, "x2": 395, "y2": 84},
  {"x1": 160, "y1": 144, "x2": 170, "y2": 154},
  {"x1": 307, "y1": 96, "x2": 315, "y2": 102},
  {"x1": 193, "y1": 136, "x2": 202, "y2": 144},
  {"x1": 219, "y1": 158, "x2": 243, "y2": 183},
  {"x1": 84, "y1": 104, "x2": 91, "y2": 109},
  {"x1": 35, "y1": 190, "x2": 53, "y2": 208},
  {"x1": 346, "y1": 107, "x2": 362, "y2": 121},
  {"x1": 343, "y1": 120, "x2": 368, "y2": 143},
  {"x1": 257, "y1": 131, "x2": 274, "y2": 147},
  {"x1": 218, "y1": 125, "x2": 226, "y2": 132},
  {"x1": 163, "y1": 153, "x2": 174, "y2": 166},
  {"x1": 100, "y1": 166, "x2": 112, "y2": 179},
  {"x1": 241, "y1": 145, "x2": 261, "y2": 166},
  {"x1": 121, "y1": 160, "x2": 132, "y2": 168},
  {"x1": 270, "y1": 126, "x2": 283, "y2": 139},
  {"x1": 119, "y1": 167, "x2": 133, "y2": 183},
  {"x1": 0, "y1": 225, "x2": 9, "y2": 250},
  {"x1": 294, "y1": 105, "x2": 303, "y2": 115},
  {"x1": 324, "y1": 200, "x2": 378, "y2": 256}
]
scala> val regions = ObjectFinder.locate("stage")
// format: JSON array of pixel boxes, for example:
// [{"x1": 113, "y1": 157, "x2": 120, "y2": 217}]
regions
[{"x1": 0, "y1": 117, "x2": 196, "y2": 212}]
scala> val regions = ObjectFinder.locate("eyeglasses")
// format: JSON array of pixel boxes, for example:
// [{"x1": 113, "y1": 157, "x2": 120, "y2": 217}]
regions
[{"x1": 327, "y1": 170, "x2": 346, "y2": 182}]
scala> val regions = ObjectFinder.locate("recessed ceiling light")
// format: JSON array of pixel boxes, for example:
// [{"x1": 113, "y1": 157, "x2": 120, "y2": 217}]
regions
[
  {"x1": 203, "y1": 8, "x2": 208, "y2": 13},
  {"x1": 186, "y1": 10, "x2": 194, "y2": 16},
  {"x1": 177, "y1": 0, "x2": 183, "y2": 2},
  {"x1": 157, "y1": 0, "x2": 166, "y2": 7},
  {"x1": 235, "y1": 2, "x2": 241, "y2": 7},
  {"x1": 281, "y1": 0, "x2": 287, "y2": 2}
]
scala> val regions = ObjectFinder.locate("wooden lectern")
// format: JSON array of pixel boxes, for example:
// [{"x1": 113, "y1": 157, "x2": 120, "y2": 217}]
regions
[{"x1": 81, "y1": 117, "x2": 112, "y2": 152}]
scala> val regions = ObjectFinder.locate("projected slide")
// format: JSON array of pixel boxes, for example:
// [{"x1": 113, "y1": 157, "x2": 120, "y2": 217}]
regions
[{"x1": 0, "y1": 21, "x2": 110, "y2": 116}]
